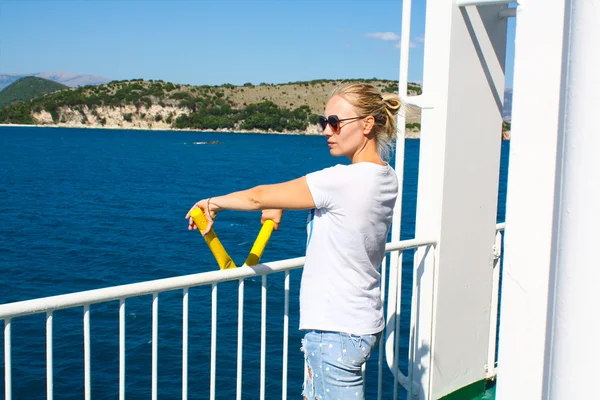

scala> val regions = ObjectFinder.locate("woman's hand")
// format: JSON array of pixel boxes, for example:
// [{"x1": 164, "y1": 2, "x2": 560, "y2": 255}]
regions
[
  {"x1": 261, "y1": 209, "x2": 283, "y2": 230},
  {"x1": 185, "y1": 198, "x2": 218, "y2": 236}
]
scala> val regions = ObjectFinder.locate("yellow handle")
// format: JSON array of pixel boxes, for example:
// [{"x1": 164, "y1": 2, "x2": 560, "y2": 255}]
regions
[
  {"x1": 190, "y1": 208, "x2": 237, "y2": 270},
  {"x1": 190, "y1": 209, "x2": 275, "y2": 269},
  {"x1": 244, "y1": 219, "x2": 275, "y2": 266}
]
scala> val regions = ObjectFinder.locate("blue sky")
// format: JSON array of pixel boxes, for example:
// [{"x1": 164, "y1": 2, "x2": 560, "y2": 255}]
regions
[{"x1": 0, "y1": 0, "x2": 514, "y2": 87}]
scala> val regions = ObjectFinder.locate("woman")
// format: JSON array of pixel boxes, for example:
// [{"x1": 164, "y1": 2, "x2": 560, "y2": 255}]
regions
[{"x1": 186, "y1": 83, "x2": 401, "y2": 399}]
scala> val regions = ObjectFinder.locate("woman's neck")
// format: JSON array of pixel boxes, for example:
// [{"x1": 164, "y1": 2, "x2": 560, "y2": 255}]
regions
[{"x1": 351, "y1": 140, "x2": 385, "y2": 165}]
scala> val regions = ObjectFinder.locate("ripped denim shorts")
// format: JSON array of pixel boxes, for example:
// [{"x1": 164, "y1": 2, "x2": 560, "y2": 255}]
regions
[{"x1": 300, "y1": 330, "x2": 380, "y2": 400}]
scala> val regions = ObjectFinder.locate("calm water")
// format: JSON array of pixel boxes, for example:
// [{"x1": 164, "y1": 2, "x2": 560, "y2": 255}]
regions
[{"x1": 0, "y1": 126, "x2": 509, "y2": 399}]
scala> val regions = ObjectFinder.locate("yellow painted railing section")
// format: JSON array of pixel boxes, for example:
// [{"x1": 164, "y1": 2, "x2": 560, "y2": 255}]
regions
[
  {"x1": 190, "y1": 208, "x2": 274, "y2": 269},
  {"x1": 244, "y1": 219, "x2": 275, "y2": 266}
]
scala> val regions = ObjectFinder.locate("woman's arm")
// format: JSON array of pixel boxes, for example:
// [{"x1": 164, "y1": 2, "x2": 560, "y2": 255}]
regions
[
  {"x1": 211, "y1": 177, "x2": 315, "y2": 211},
  {"x1": 186, "y1": 176, "x2": 315, "y2": 234}
]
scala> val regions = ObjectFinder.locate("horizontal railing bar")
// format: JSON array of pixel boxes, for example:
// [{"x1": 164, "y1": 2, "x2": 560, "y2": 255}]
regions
[
  {"x1": 496, "y1": 222, "x2": 506, "y2": 231},
  {"x1": 457, "y1": 0, "x2": 516, "y2": 6},
  {"x1": 0, "y1": 256, "x2": 302, "y2": 319},
  {"x1": 0, "y1": 238, "x2": 437, "y2": 320},
  {"x1": 385, "y1": 238, "x2": 436, "y2": 252}
]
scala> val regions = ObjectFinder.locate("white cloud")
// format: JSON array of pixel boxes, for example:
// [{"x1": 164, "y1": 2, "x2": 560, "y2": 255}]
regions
[
  {"x1": 369, "y1": 32, "x2": 425, "y2": 50},
  {"x1": 365, "y1": 32, "x2": 401, "y2": 41}
]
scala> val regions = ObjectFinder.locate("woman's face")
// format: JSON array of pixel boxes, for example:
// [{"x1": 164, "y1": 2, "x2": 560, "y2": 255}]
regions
[{"x1": 322, "y1": 95, "x2": 365, "y2": 159}]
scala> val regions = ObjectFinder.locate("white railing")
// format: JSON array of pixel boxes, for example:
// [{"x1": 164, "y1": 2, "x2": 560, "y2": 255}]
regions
[
  {"x1": 0, "y1": 225, "x2": 507, "y2": 400},
  {"x1": 456, "y1": 0, "x2": 516, "y2": 6},
  {"x1": 487, "y1": 223, "x2": 505, "y2": 379},
  {"x1": 1, "y1": 238, "x2": 441, "y2": 400}
]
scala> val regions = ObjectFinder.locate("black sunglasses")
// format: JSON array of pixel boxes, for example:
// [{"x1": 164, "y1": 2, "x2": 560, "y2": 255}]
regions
[{"x1": 318, "y1": 115, "x2": 363, "y2": 131}]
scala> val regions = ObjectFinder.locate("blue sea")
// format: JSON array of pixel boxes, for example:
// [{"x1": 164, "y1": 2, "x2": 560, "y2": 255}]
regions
[{"x1": 0, "y1": 126, "x2": 509, "y2": 399}]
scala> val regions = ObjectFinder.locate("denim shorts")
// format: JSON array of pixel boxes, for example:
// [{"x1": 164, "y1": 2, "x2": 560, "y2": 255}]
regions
[{"x1": 300, "y1": 330, "x2": 380, "y2": 400}]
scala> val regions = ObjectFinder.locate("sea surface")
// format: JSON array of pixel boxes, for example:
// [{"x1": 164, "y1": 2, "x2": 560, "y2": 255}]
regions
[{"x1": 0, "y1": 126, "x2": 509, "y2": 399}]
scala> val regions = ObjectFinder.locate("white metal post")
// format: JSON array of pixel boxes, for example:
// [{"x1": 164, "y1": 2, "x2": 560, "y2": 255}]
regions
[
  {"x1": 210, "y1": 284, "x2": 217, "y2": 400},
  {"x1": 281, "y1": 271, "x2": 290, "y2": 400},
  {"x1": 236, "y1": 279, "x2": 244, "y2": 400},
  {"x1": 182, "y1": 290, "x2": 188, "y2": 400},
  {"x1": 385, "y1": 0, "x2": 410, "y2": 391},
  {"x1": 496, "y1": 0, "x2": 567, "y2": 398},
  {"x1": 46, "y1": 312, "x2": 53, "y2": 400},
  {"x1": 4, "y1": 319, "x2": 11, "y2": 400},
  {"x1": 119, "y1": 299, "x2": 126, "y2": 400},
  {"x1": 152, "y1": 293, "x2": 158, "y2": 400},
  {"x1": 545, "y1": 0, "x2": 600, "y2": 397},
  {"x1": 412, "y1": 1, "x2": 508, "y2": 398},
  {"x1": 486, "y1": 229, "x2": 503, "y2": 378},
  {"x1": 260, "y1": 276, "x2": 267, "y2": 400},
  {"x1": 83, "y1": 305, "x2": 91, "y2": 400},
  {"x1": 377, "y1": 256, "x2": 387, "y2": 400}
]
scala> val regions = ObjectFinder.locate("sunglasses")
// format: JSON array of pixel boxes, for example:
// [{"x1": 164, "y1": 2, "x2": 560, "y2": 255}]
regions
[{"x1": 318, "y1": 115, "x2": 363, "y2": 131}]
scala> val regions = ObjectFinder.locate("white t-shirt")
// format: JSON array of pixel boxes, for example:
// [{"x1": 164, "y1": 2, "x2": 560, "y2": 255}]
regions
[{"x1": 300, "y1": 162, "x2": 398, "y2": 335}]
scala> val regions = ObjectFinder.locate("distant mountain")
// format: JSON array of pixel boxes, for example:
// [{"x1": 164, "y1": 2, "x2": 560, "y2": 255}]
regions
[
  {"x1": 0, "y1": 76, "x2": 68, "y2": 108},
  {"x1": 0, "y1": 72, "x2": 110, "y2": 91},
  {"x1": 0, "y1": 74, "x2": 28, "y2": 92},
  {"x1": 34, "y1": 72, "x2": 111, "y2": 88}
]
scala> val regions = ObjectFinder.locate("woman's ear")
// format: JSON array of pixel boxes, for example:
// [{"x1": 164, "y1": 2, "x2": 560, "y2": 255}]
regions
[{"x1": 363, "y1": 116, "x2": 375, "y2": 136}]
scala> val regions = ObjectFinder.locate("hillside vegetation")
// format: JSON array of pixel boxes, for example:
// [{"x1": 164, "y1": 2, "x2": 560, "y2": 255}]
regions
[
  {"x1": 0, "y1": 76, "x2": 68, "y2": 108},
  {"x1": 0, "y1": 78, "x2": 423, "y2": 134}
]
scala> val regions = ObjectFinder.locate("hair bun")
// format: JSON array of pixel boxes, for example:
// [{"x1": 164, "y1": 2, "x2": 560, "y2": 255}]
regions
[{"x1": 382, "y1": 94, "x2": 402, "y2": 114}]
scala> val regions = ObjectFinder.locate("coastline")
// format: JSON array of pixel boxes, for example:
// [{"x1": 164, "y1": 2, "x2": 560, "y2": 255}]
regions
[{"x1": 0, "y1": 123, "x2": 424, "y2": 138}]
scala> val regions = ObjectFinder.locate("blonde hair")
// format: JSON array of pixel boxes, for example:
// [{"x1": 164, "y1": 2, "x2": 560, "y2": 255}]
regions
[{"x1": 332, "y1": 83, "x2": 402, "y2": 161}]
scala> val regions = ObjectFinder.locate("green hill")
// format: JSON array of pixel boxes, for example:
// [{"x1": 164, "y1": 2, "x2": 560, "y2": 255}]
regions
[
  {"x1": 0, "y1": 76, "x2": 68, "y2": 108},
  {"x1": 0, "y1": 78, "x2": 423, "y2": 132}
]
